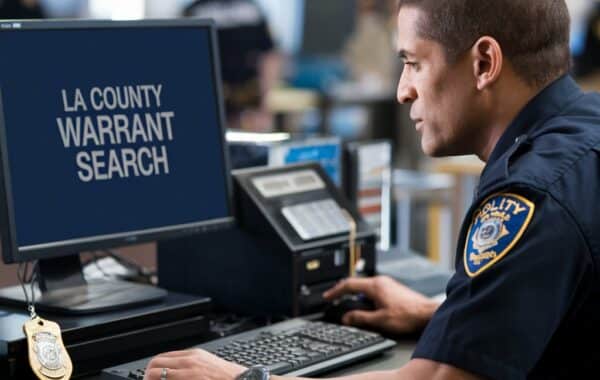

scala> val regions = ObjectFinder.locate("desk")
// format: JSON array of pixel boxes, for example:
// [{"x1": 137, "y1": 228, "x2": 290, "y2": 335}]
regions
[
  {"x1": 324, "y1": 340, "x2": 415, "y2": 376},
  {"x1": 84, "y1": 341, "x2": 416, "y2": 379}
]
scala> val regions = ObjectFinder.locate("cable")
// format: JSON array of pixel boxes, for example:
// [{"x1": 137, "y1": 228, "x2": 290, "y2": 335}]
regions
[
  {"x1": 342, "y1": 210, "x2": 358, "y2": 277},
  {"x1": 17, "y1": 260, "x2": 39, "y2": 318}
]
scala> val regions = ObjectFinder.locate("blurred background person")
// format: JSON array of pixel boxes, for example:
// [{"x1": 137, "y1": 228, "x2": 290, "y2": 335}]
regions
[
  {"x1": 0, "y1": 0, "x2": 44, "y2": 18},
  {"x1": 342, "y1": 0, "x2": 398, "y2": 92},
  {"x1": 182, "y1": 0, "x2": 282, "y2": 132}
]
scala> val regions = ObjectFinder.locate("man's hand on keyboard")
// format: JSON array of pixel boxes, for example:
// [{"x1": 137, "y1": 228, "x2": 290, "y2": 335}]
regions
[
  {"x1": 144, "y1": 348, "x2": 245, "y2": 380},
  {"x1": 323, "y1": 276, "x2": 441, "y2": 334}
]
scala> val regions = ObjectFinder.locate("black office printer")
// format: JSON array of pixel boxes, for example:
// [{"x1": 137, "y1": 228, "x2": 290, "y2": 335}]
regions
[{"x1": 158, "y1": 163, "x2": 377, "y2": 317}]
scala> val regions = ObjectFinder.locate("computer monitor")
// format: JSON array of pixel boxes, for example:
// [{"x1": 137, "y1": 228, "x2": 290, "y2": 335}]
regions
[
  {"x1": 226, "y1": 130, "x2": 290, "y2": 170},
  {"x1": 268, "y1": 136, "x2": 342, "y2": 186},
  {"x1": 0, "y1": 19, "x2": 234, "y2": 314}
]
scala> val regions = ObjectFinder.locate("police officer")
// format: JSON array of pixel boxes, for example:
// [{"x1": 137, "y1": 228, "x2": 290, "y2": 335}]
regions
[
  {"x1": 144, "y1": 1, "x2": 600, "y2": 379},
  {"x1": 182, "y1": 0, "x2": 281, "y2": 132}
]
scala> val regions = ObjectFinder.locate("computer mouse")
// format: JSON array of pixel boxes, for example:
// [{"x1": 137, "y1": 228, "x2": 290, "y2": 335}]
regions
[{"x1": 323, "y1": 294, "x2": 376, "y2": 324}]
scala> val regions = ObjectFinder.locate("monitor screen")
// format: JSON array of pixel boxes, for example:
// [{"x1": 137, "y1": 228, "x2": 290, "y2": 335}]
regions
[
  {"x1": 268, "y1": 137, "x2": 342, "y2": 186},
  {"x1": 0, "y1": 20, "x2": 234, "y2": 263}
]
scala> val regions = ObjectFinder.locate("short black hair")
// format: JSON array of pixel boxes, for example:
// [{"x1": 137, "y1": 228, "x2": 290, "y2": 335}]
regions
[{"x1": 397, "y1": 0, "x2": 571, "y2": 88}]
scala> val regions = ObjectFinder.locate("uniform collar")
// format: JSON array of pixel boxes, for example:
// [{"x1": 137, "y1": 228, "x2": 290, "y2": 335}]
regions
[{"x1": 486, "y1": 75, "x2": 583, "y2": 167}]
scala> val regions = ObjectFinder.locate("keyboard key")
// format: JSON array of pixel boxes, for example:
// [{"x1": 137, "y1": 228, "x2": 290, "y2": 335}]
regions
[{"x1": 265, "y1": 362, "x2": 293, "y2": 373}]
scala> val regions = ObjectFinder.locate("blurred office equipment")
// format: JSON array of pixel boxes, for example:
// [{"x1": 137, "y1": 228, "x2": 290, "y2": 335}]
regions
[
  {"x1": 428, "y1": 156, "x2": 484, "y2": 249},
  {"x1": 159, "y1": 163, "x2": 377, "y2": 317},
  {"x1": 269, "y1": 136, "x2": 343, "y2": 186},
  {"x1": 567, "y1": 0, "x2": 596, "y2": 58},
  {"x1": 280, "y1": 0, "x2": 356, "y2": 92},
  {"x1": 392, "y1": 170, "x2": 456, "y2": 270},
  {"x1": 257, "y1": 0, "x2": 357, "y2": 58},
  {"x1": 256, "y1": 0, "x2": 400, "y2": 141},
  {"x1": 378, "y1": 169, "x2": 453, "y2": 294},
  {"x1": 342, "y1": 142, "x2": 452, "y2": 297},
  {"x1": 227, "y1": 132, "x2": 344, "y2": 187},
  {"x1": 300, "y1": 0, "x2": 357, "y2": 57},
  {"x1": 344, "y1": 140, "x2": 393, "y2": 250},
  {"x1": 390, "y1": 156, "x2": 481, "y2": 297},
  {"x1": 565, "y1": 0, "x2": 600, "y2": 77},
  {"x1": 373, "y1": 169, "x2": 455, "y2": 298},
  {"x1": 227, "y1": 130, "x2": 291, "y2": 169}
]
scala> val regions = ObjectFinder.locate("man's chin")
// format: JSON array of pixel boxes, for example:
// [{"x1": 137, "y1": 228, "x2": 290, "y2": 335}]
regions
[
  {"x1": 421, "y1": 140, "x2": 444, "y2": 157},
  {"x1": 421, "y1": 140, "x2": 461, "y2": 158}
]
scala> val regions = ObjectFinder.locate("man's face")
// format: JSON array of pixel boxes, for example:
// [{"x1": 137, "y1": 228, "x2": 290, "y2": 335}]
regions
[{"x1": 396, "y1": 7, "x2": 482, "y2": 157}]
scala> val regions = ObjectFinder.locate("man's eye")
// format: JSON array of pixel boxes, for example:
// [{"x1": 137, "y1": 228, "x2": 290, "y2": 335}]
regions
[{"x1": 405, "y1": 62, "x2": 419, "y2": 69}]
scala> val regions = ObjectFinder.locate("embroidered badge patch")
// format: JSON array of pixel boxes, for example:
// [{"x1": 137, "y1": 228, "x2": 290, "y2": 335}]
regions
[{"x1": 464, "y1": 193, "x2": 535, "y2": 277}]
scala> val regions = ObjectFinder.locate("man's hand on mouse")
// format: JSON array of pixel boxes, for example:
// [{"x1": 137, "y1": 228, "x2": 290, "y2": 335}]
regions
[{"x1": 323, "y1": 276, "x2": 441, "y2": 334}]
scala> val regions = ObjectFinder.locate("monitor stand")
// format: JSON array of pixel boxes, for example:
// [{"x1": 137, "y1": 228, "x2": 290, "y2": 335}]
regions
[{"x1": 0, "y1": 254, "x2": 167, "y2": 315}]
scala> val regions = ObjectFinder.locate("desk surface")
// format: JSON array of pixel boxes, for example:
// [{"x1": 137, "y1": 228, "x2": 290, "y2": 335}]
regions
[
  {"x1": 324, "y1": 340, "x2": 415, "y2": 376},
  {"x1": 85, "y1": 341, "x2": 416, "y2": 379}
]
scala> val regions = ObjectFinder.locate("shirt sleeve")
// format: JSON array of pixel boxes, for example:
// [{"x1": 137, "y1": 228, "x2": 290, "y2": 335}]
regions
[{"x1": 412, "y1": 189, "x2": 592, "y2": 380}]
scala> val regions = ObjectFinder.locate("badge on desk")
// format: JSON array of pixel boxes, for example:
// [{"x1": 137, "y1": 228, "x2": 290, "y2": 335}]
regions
[
  {"x1": 23, "y1": 316, "x2": 73, "y2": 380},
  {"x1": 464, "y1": 193, "x2": 535, "y2": 277}
]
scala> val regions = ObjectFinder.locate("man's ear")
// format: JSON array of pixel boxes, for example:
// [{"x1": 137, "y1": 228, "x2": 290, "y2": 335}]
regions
[{"x1": 471, "y1": 36, "x2": 503, "y2": 90}]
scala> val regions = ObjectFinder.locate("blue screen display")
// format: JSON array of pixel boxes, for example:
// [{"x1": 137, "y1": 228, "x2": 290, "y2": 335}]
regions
[
  {"x1": 271, "y1": 140, "x2": 341, "y2": 185},
  {"x1": 0, "y1": 25, "x2": 230, "y2": 249},
  {"x1": 283, "y1": 145, "x2": 340, "y2": 185}
]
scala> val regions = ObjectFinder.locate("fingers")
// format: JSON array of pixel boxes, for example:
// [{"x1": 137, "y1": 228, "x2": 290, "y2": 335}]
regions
[
  {"x1": 146, "y1": 352, "x2": 204, "y2": 373},
  {"x1": 342, "y1": 309, "x2": 386, "y2": 328},
  {"x1": 146, "y1": 356, "x2": 185, "y2": 372},
  {"x1": 323, "y1": 277, "x2": 377, "y2": 300},
  {"x1": 143, "y1": 367, "x2": 183, "y2": 380},
  {"x1": 154, "y1": 349, "x2": 199, "y2": 358}
]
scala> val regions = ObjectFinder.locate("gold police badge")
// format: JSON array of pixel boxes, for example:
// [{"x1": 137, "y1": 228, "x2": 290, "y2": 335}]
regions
[
  {"x1": 23, "y1": 316, "x2": 73, "y2": 380},
  {"x1": 464, "y1": 193, "x2": 535, "y2": 277}
]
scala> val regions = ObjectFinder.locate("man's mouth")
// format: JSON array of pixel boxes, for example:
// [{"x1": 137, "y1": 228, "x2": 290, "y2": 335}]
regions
[{"x1": 413, "y1": 119, "x2": 423, "y2": 131}]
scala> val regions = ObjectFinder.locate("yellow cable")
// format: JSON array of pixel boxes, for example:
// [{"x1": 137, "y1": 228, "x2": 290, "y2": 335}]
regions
[{"x1": 342, "y1": 210, "x2": 357, "y2": 277}]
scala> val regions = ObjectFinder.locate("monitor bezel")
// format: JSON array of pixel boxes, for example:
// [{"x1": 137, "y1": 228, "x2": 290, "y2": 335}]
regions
[{"x1": 0, "y1": 19, "x2": 235, "y2": 264}]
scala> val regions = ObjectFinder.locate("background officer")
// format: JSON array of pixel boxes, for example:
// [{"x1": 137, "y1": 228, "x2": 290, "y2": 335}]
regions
[
  {"x1": 144, "y1": 1, "x2": 600, "y2": 379},
  {"x1": 183, "y1": 0, "x2": 282, "y2": 132}
]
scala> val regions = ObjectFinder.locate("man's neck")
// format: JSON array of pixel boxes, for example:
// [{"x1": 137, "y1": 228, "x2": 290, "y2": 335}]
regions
[{"x1": 477, "y1": 78, "x2": 540, "y2": 162}]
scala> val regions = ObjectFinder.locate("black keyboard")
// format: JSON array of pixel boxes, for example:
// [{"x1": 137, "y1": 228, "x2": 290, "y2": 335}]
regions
[{"x1": 101, "y1": 318, "x2": 396, "y2": 379}]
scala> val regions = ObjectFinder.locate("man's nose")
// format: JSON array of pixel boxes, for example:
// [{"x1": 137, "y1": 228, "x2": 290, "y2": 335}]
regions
[
  {"x1": 396, "y1": 70, "x2": 417, "y2": 104},
  {"x1": 397, "y1": 80, "x2": 417, "y2": 104}
]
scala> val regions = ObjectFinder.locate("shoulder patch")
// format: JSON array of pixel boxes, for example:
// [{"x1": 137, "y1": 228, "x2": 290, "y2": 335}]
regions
[{"x1": 464, "y1": 193, "x2": 535, "y2": 277}]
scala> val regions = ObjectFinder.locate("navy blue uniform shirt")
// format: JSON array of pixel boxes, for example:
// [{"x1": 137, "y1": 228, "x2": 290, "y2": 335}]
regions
[{"x1": 412, "y1": 75, "x2": 600, "y2": 379}]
